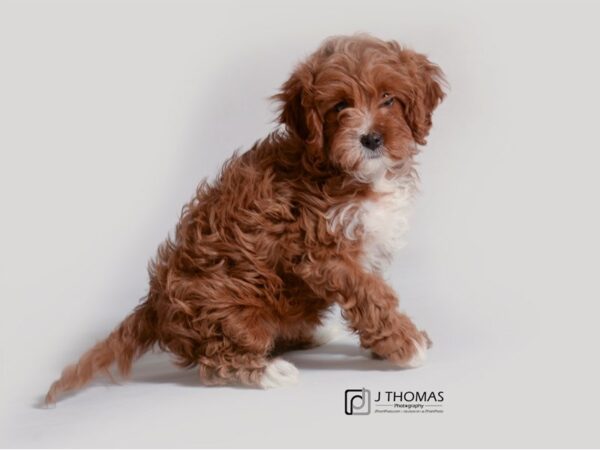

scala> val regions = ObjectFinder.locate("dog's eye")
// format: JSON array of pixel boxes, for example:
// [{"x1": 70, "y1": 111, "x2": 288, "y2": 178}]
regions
[
  {"x1": 334, "y1": 100, "x2": 349, "y2": 112},
  {"x1": 381, "y1": 94, "x2": 395, "y2": 107}
]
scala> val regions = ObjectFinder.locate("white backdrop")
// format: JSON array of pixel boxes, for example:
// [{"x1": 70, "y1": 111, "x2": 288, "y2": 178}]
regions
[{"x1": 1, "y1": 0, "x2": 599, "y2": 447}]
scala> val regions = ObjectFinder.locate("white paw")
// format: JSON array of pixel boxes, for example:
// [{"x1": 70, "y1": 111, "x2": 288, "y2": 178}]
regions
[
  {"x1": 398, "y1": 339, "x2": 428, "y2": 368},
  {"x1": 312, "y1": 323, "x2": 342, "y2": 346},
  {"x1": 260, "y1": 359, "x2": 299, "y2": 388}
]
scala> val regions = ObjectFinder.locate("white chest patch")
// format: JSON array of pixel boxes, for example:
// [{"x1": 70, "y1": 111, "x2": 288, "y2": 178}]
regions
[{"x1": 326, "y1": 171, "x2": 416, "y2": 272}]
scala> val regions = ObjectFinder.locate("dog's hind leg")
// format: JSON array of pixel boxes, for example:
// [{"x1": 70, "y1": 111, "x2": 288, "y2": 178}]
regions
[
  {"x1": 196, "y1": 309, "x2": 299, "y2": 388},
  {"x1": 197, "y1": 340, "x2": 299, "y2": 388}
]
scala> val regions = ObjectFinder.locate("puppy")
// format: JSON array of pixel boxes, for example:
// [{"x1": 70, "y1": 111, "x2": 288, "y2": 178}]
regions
[{"x1": 45, "y1": 34, "x2": 445, "y2": 403}]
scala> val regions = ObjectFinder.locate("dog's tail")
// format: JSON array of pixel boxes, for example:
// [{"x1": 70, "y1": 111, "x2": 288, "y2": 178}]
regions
[{"x1": 44, "y1": 301, "x2": 157, "y2": 405}]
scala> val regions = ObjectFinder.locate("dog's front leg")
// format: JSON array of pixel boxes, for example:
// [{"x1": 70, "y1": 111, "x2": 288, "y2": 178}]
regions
[{"x1": 295, "y1": 257, "x2": 430, "y2": 367}]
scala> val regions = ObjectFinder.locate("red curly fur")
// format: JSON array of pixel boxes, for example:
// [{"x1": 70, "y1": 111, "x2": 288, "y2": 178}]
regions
[{"x1": 45, "y1": 34, "x2": 445, "y2": 404}]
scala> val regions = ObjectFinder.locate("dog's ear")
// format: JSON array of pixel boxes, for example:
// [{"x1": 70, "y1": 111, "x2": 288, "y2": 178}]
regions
[
  {"x1": 273, "y1": 63, "x2": 323, "y2": 152},
  {"x1": 393, "y1": 47, "x2": 446, "y2": 145}
]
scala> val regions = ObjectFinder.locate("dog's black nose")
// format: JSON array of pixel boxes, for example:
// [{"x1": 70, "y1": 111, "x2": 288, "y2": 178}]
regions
[{"x1": 360, "y1": 132, "x2": 383, "y2": 150}]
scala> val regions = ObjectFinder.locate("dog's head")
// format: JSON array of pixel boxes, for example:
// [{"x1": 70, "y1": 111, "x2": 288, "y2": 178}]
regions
[{"x1": 275, "y1": 34, "x2": 445, "y2": 181}]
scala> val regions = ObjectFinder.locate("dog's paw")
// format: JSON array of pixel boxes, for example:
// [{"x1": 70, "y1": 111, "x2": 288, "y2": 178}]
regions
[
  {"x1": 260, "y1": 359, "x2": 299, "y2": 388},
  {"x1": 373, "y1": 330, "x2": 431, "y2": 368},
  {"x1": 394, "y1": 331, "x2": 432, "y2": 368},
  {"x1": 312, "y1": 323, "x2": 342, "y2": 347},
  {"x1": 420, "y1": 330, "x2": 433, "y2": 349},
  {"x1": 395, "y1": 337, "x2": 428, "y2": 368}
]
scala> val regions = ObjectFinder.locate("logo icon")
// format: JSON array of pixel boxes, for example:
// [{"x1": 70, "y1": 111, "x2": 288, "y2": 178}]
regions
[{"x1": 345, "y1": 388, "x2": 371, "y2": 415}]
